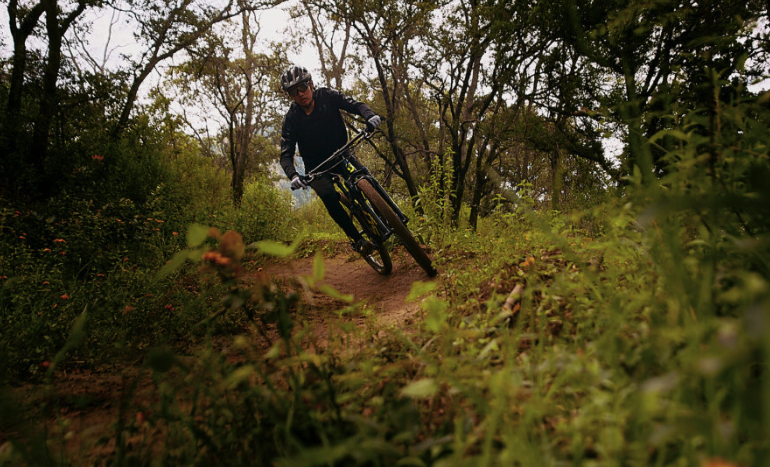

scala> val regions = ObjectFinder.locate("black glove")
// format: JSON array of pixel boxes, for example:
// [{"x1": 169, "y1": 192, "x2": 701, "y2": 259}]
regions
[
  {"x1": 291, "y1": 176, "x2": 308, "y2": 190},
  {"x1": 366, "y1": 115, "x2": 382, "y2": 132}
]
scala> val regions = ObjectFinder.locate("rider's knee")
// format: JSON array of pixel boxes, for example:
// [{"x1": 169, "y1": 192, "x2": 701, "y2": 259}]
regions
[{"x1": 317, "y1": 189, "x2": 340, "y2": 205}]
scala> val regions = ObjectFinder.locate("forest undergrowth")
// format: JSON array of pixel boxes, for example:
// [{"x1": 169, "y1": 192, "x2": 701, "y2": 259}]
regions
[
  {"x1": 1, "y1": 83, "x2": 769, "y2": 467},
  {"x1": 2, "y1": 184, "x2": 768, "y2": 466}
]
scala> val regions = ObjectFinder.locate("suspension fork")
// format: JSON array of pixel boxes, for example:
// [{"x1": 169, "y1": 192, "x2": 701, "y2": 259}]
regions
[
  {"x1": 337, "y1": 176, "x2": 393, "y2": 241},
  {"x1": 353, "y1": 172, "x2": 410, "y2": 226}
]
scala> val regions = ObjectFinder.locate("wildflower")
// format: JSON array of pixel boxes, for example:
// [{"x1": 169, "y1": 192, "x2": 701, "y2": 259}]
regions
[
  {"x1": 202, "y1": 251, "x2": 231, "y2": 267},
  {"x1": 701, "y1": 459, "x2": 739, "y2": 467},
  {"x1": 164, "y1": 304, "x2": 174, "y2": 311},
  {"x1": 54, "y1": 238, "x2": 66, "y2": 243},
  {"x1": 172, "y1": 232, "x2": 179, "y2": 236},
  {"x1": 123, "y1": 257, "x2": 129, "y2": 262},
  {"x1": 19, "y1": 236, "x2": 25, "y2": 240},
  {"x1": 43, "y1": 248, "x2": 51, "y2": 252},
  {"x1": 39, "y1": 361, "x2": 51, "y2": 369},
  {"x1": 91, "y1": 154, "x2": 104, "y2": 162},
  {"x1": 123, "y1": 306, "x2": 135, "y2": 314},
  {"x1": 60, "y1": 294, "x2": 69, "y2": 299},
  {"x1": 43, "y1": 281, "x2": 50, "y2": 285},
  {"x1": 59, "y1": 251, "x2": 67, "y2": 255},
  {"x1": 96, "y1": 273, "x2": 105, "y2": 277},
  {"x1": 156, "y1": 219, "x2": 164, "y2": 223}
]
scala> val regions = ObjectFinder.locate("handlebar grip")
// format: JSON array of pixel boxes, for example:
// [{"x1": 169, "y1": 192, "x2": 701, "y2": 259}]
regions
[{"x1": 290, "y1": 175, "x2": 313, "y2": 191}]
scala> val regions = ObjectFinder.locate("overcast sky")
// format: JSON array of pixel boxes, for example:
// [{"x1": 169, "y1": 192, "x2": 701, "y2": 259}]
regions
[{"x1": 0, "y1": 2, "x2": 321, "y2": 79}]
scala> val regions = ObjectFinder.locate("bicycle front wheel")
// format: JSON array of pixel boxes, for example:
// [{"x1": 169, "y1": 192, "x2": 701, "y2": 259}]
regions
[
  {"x1": 347, "y1": 201, "x2": 392, "y2": 276},
  {"x1": 357, "y1": 179, "x2": 437, "y2": 277}
]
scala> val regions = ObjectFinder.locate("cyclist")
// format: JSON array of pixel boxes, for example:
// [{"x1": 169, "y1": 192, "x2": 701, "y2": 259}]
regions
[{"x1": 279, "y1": 64, "x2": 382, "y2": 255}]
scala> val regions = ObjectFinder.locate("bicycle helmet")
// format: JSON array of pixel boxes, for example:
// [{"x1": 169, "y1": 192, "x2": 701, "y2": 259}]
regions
[{"x1": 280, "y1": 65, "x2": 312, "y2": 91}]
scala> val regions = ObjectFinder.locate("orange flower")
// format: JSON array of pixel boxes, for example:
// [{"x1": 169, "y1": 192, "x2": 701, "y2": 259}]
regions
[
  {"x1": 164, "y1": 304, "x2": 174, "y2": 311},
  {"x1": 43, "y1": 281, "x2": 50, "y2": 285},
  {"x1": 43, "y1": 248, "x2": 51, "y2": 252},
  {"x1": 172, "y1": 232, "x2": 179, "y2": 236},
  {"x1": 701, "y1": 459, "x2": 739, "y2": 467},
  {"x1": 60, "y1": 294, "x2": 69, "y2": 299},
  {"x1": 202, "y1": 251, "x2": 231, "y2": 267},
  {"x1": 54, "y1": 238, "x2": 66, "y2": 243},
  {"x1": 156, "y1": 219, "x2": 164, "y2": 223},
  {"x1": 91, "y1": 154, "x2": 104, "y2": 162},
  {"x1": 59, "y1": 251, "x2": 66, "y2": 255}
]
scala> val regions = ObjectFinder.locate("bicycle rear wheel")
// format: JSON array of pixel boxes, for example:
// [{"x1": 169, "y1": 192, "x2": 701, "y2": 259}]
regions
[
  {"x1": 347, "y1": 202, "x2": 392, "y2": 275},
  {"x1": 357, "y1": 179, "x2": 437, "y2": 277}
]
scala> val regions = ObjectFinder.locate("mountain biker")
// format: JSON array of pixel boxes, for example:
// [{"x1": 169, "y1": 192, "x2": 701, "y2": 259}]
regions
[{"x1": 279, "y1": 64, "x2": 383, "y2": 256}]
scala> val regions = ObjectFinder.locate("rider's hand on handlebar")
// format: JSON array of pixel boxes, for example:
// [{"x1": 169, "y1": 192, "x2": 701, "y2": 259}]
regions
[
  {"x1": 366, "y1": 115, "x2": 382, "y2": 132},
  {"x1": 291, "y1": 175, "x2": 309, "y2": 190}
]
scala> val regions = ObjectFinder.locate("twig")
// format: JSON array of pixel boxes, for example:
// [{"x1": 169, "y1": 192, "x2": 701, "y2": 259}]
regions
[{"x1": 502, "y1": 284, "x2": 524, "y2": 315}]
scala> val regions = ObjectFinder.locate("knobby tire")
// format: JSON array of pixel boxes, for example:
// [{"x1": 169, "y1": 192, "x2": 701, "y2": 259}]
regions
[
  {"x1": 357, "y1": 179, "x2": 437, "y2": 277},
  {"x1": 346, "y1": 199, "x2": 392, "y2": 275}
]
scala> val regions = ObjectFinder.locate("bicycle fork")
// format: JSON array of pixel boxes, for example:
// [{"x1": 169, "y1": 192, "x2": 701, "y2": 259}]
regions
[{"x1": 338, "y1": 179, "x2": 393, "y2": 243}]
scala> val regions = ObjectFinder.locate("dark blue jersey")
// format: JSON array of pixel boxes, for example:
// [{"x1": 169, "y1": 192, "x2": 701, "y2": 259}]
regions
[{"x1": 280, "y1": 87, "x2": 376, "y2": 180}]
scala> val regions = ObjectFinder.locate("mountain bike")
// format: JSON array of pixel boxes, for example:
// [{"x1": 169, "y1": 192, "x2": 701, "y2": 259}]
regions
[{"x1": 297, "y1": 127, "x2": 437, "y2": 277}]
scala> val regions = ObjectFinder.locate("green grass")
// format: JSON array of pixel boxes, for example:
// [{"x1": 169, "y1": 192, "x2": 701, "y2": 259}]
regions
[{"x1": 3, "y1": 191, "x2": 767, "y2": 466}]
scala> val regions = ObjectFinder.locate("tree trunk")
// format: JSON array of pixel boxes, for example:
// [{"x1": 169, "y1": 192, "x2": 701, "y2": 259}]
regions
[
  {"x1": 27, "y1": 0, "x2": 86, "y2": 187},
  {"x1": 550, "y1": 147, "x2": 562, "y2": 210},
  {"x1": 2, "y1": 1, "x2": 46, "y2": 173}
]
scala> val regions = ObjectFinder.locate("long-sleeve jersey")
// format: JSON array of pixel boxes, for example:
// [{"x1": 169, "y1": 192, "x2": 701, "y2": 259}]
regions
[{"x1": 280, "y1": 87, "x2": 376, "y2": 180}]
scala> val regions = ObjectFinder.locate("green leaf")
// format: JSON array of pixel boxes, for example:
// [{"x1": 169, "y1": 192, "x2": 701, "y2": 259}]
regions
[
  {"x1": 649, "y1": 129, "x2": 689, "y2": 145},
  {"x1": 401, "y1": 378, "x2": 439, "y2": 398},
  {"x1": 155, "y1": 250, "x2": 189, "y2": 279},
  {"x1": 406, "y1": 281, "x2": 437, "y2": 302},
  {"x1": 253, "y1": 240, "x2": 296, "y2": 257},
  {"x1": 318, "y1": 284, "x2": 354, "y2": 302},
  {"x1": 222, "y1": 365, "x2": 255, "y2": 389},
  {"x1": 48, "y1": 308, "x2": 89, "y2": 378},
  {"x1": 478, "y1": 339, "x2": 499, "y2": 360},
  {"x1": 423, "y1": 298, "x2": 448, "y2": 332},
  {"x1": 313, "y1": 252, "x2": 325, "y2": 281},
  {"x1": 187, "y1": 224, "x2": 209, "y2": 248}
]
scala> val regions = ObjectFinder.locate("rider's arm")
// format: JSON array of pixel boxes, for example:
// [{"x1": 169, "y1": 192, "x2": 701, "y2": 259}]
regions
[
  {"x1": 330, "y1": 89, "x2": 377, "y2": 122},
  {"x1": 279, "y1": 114, "x2": 299, "y2": 181}
]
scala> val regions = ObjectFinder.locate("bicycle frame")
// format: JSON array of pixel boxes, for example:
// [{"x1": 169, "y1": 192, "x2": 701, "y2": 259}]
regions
[{"x1": 303, "y1": 129, "x2": 410, "y2": 236}]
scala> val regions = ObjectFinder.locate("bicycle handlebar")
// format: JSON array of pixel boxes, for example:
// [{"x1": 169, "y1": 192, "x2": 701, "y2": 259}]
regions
[{"x1": 299, "y1": 127, "x2": 374, "y2": 185}]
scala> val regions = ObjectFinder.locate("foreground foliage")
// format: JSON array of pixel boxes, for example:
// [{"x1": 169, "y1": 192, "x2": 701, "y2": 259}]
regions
[{"x1": 1, "y1": 63, "x2": 768, "y2": 467}]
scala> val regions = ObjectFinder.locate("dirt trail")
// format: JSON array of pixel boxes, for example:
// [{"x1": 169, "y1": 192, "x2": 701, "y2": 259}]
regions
[{"x1": 263, "y1": 247, "x2": 437, "y2": 329}]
